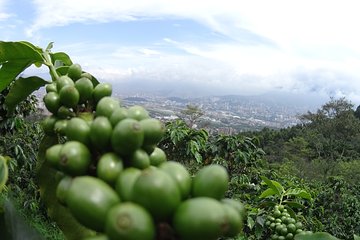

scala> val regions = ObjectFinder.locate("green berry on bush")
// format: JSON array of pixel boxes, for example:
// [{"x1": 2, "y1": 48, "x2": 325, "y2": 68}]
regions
[
  {"x1": 57, "y1": 75, "x2": 74, "y2": 91},
  {"x1": 67, "y1": 63, "x2": 82, "y2": 80},
  {"x1": 40, "y1": 63, "x2": 249, "y2": 240},
  {"x1": 93, "y1": 83, "x2": 112, "y2": 102}
]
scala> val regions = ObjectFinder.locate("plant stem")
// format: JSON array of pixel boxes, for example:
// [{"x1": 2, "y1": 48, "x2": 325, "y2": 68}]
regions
[
  {"x1": 42, "y1": 50, "x2": 59, "y2": 81},
  {"x1": 279, "y1": 193, "x2": 284, "y2": 205}
]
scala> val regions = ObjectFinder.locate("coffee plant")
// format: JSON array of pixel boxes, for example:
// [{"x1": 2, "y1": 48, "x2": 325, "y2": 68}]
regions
[
  {"x1": 41, "y1": 62, "x2": 246, "y2": 239},
  {"x1": 159, "y1": 119, "x2": 208, "y2": 164},
  {"x1": 265, "y1": 204, "x2": 305, "y2": 239},
  {"x1": 0, "y1": 41, "x2": 247, "y2": 240},
  {"x1": 0, "y1": 41, "x2": 344, "y2": 240}
]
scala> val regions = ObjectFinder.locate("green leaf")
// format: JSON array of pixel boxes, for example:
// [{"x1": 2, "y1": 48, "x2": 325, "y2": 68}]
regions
[
  {"x1": 0, "y1": 41, "x2": 43, "y2": 63},
  {"x1": 271, "y1": 181, "x2": 284, "y2": 195},
  {"x1": 55, "y1": 66, "x2": 69, "y2": 76},
  {"x1": 45, "y1": 42, "x2": 54, "y2": 52},
  {"x1": 194, "y1": 152, "x2": 203, "y2": 163},
  {"x1": 294, "y1": 232, "x2": 339, "y2": 240},
  {"x1": 285, "y1": 188, "x2": 312, "y2": 200},
  {"x1": 354, "y1": 235, "x2": 360, "y2": 240},
  {"x1": 284, "y1": 205, "x2": 297, "y2": 220},
  {"x1": 247, "y1": 216, "x2": 255, "y2": 230},
  {"x1": 0, "y1": 41, "x2": 45, "y2": 92},
  {"x1": 0, "y1": 61, "x2": 33, "y2": 92},
  {"x1": 0, "y1": 156, "x2": 8, "y2": 192},
  {"x1": 34, "y1": 62, "x2": 43, "y2": 67},
  {"x1": 258, "y1": 201, "x2": 276, "y2": 208},
  {"x1": 36, "y1": 135, "x2": 94, "y2": 240},
  {"x1": 260, "y1": 176, "x2": 284, "y2": 196},
  {"x1": 4, "y1": 76, "x2": 48, "y2": 114},
  {"x1": 254, "y1": 222, "x2": 264, "y2": 238},
  {"x1": 51, "y1": 52, "x2": 73, "y2": 66},
  {"x1": 283, "y1": 200, "x2": 305, "y2": 209},
  {"x1": 259, "y1": 188, "x2": 277, "y2": 199},
  {"x1": 18, "y1": 41, "x2": 44, "y2": 67},
  {"x1": 19, "y1": 41, "x2": 43, "y2": 53}
]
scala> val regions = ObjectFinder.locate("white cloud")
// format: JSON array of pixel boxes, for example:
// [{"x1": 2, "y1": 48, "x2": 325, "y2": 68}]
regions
[
  {"x1": 27, "y1": 0, "x2": 360, "y2": 68},
  {"x1": 25, "y1": 0, "x2": 360, "y2": 102},
  {"x1": 27, "y1": 0, "x2": 232, "y2": 35},
  {"x1": 0, "y1": 12, "x2": 10, "y2": 20},
  {"x1": 138, "y1": 48, "x2": 161, "y2": 56},
  {"x1": 62, "y1": 42, "x2": 356, "y2": 99},
  {"x1": 48, "y1": 38, "x2": 360, "y2": 101},
  {"x1": 28, "y1": 1, "x2": 360, "y2": 47},
  {"x1": 0, "y1": 0, "x2": 11, "y2": 20}
]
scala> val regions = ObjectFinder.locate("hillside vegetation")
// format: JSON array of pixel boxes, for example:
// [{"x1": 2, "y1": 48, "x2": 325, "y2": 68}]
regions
[{"x1": 159, "y1": 97, "x2": 360, "y2": 239}]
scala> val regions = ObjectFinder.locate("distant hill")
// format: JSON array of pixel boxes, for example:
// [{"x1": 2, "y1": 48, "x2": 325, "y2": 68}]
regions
[{"x1": 111, "y1": 79, "x2": 328, "y2": 112}]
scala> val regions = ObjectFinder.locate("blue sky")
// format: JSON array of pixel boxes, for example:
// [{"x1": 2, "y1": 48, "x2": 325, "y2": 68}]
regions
[{"x1": 1, "y1": 0, "x2": 360, "y2": 102}]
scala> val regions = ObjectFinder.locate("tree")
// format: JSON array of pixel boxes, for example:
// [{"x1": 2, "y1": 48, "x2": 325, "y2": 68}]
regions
[
  {"x1": 159, "y1": 119, "x2": 209, "y2": 163},
  {"x1": 300, "y1": 97, "x2": 354, "y2": 123},
  {"x1": 298, "y1": 97, "x2": 360, "y2": 176},
  {"x1": 180, "y1": 104, "x2": 204, "y2": 128},
  {"x1": 354, "y1": 105, "x2": 360, "y2": 119}
]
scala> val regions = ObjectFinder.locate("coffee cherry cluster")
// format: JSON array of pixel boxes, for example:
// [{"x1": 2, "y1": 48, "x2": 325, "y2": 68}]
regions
[
  {"x1": 41, "y1": 63, "x2": 246, "y2": 240},
  {"x1": 265, "y1": 205, "x2": 305, "y2": 240}
]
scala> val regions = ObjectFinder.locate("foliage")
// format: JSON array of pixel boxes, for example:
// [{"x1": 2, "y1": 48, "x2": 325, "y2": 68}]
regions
[
  {"x1": 241, "y1": 176, "x2": 312, "y2": 240},
  {"x1": 159, "y1": 119, "x2": 209, "y2": 163},
  {"x1": 159, "y1": 119, "x2": 273, "y2": 239},
  {"x1": 0, "y1": 118, "x2": 64, "y2": 239},
  {"x1": 310, "y1": 177, "x2": 360, "y2": 240},
  {"x1": 245, "y1": 97, "x2": 360, "y2": 239},
  {"x1": 208, "y1": 134, "x2": 265, "y2": 174},
  {"x1": 0, "y1": 120, "x2": 43, "y2": 208},
  {"x1": 259, "y1": 176, "x2": 312, "y2": 207},
  {"x1": 0, "y1": 41, "x2": 74, "y2": 114},
  {"x1": 300, "y1": 97, "x2": 360, "y2": 163},
  {"x1": 0, "y1": 40, "x2": 357, "y2": 240},
  {"x1": 334, "y1": 160, "x2": 360, "y2": 184},
  {"x1": 0, "y1": 83, "x2": 38, "y2": 132},
  {"x1": 294, "y1": 232, "x2": 340, "y2": 240},
  {"x1": 0, "y1": 155, "x2": 9, "y2": 193},
  {"x1": 159, "y1": 119, "x2": 266, "y2": 170},
  {"x1": 251, "y1": 97, "x2": 360, "y2": 181},
  {"x1": 354, "y1": 105, "x2": 360, "y2": 119}
]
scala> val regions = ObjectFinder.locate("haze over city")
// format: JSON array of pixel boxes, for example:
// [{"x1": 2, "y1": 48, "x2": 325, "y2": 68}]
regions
[{"x1": 1, "y1": 0, "x2": 360, "y2": 105}]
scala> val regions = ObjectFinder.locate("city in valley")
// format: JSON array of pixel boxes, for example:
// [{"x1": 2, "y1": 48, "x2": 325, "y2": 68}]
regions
[
  {"x1": 115, "y1": 93, "x2": 323, "y2": 134},
  {"x1": 37, "y1": 89, "x2": 325, "y2": 134}
]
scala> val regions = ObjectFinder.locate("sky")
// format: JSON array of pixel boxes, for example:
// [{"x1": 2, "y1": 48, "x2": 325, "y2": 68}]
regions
[{"x1": 1, "y1": 0, "x2": 360, "y2": 103}]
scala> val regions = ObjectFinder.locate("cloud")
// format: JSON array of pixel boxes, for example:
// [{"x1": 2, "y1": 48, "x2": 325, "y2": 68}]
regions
[
  {"x1": 27, "y1": 1, "x2": 360, "y2": 47},
  {"x1": 27, "y1": 1, "x2": 360, "y2": 70},
  {"x1": 27, "y1": 0, "x2": 231, "y2": 36},
  {"x1": 47, "y1": 38, "x2": 360, "y2": 101},
  {"x1": 0, "y1": 12, "x2": 10, "y2": 20},
  {"x1": 24, "y1": 0, "x2": 360, "y2": 103},
  {"x1": 64, "y1": 42, "x2": 358, "y2": 100},
  {"x1": 0, "y1": 0, "x2": 11, "y2": 20}
]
